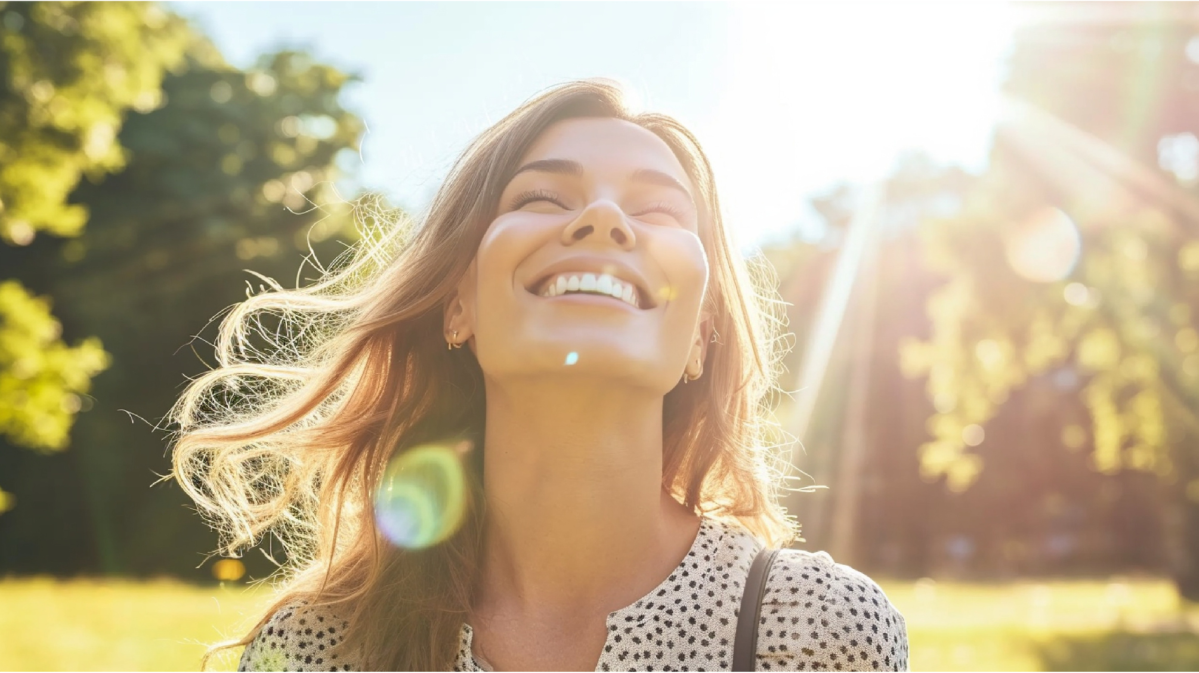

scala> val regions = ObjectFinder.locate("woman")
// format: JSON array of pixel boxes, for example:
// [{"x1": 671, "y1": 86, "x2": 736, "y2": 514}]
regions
[{"x1": 171, "y1": 79, "x2": 908, "y2": 672}]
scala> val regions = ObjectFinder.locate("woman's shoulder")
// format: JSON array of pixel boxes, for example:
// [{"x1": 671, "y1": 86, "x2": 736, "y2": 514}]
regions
[
  {"x1": 238, "y1": 600, "x2": 359, "y2": 672},
  {"x1": 756, "y1": 548, "x2": 909, "y2": 672}
]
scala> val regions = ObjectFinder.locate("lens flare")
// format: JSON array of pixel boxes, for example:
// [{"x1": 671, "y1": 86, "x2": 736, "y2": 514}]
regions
[
  {"x1": 1004, "y1": 207, "x2": 1081, "y2": 282},
  {"x1": 374, "y1": 442, "x2": 469, "y2": 549},
  {"x1": 565, "y1": 351, "x2": 579, "y2": 366}
]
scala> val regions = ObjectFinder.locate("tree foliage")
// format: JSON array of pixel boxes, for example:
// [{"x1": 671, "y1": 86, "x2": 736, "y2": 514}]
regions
[
  {"x1": 0, "y1": 1, "x2": 189, "y2": 243},
  {"x1": 903, "y1": 8, "x2": 1199, "y2": 489},
  {"x1": 0, "y1": 1, "x2": 189, "y2": 456},
  {"x1": 0, "y1": 280, "x2": 108, "y2": 451},
  {"x1": 0, "y1": 2, "x2": 368, "y2": 575},
  {"x1": 900, "y1": 6, "x2": 1199, "y2": 594}
]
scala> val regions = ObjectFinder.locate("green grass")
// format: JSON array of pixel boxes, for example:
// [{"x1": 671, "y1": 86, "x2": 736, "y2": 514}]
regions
[
  {"x1": 0, "y1": 576, "x2": 270, "y2": 672},
  {"x1": 2, "y1": 576, "x2": 1198, "y2": 671},
  {"x1": 880, "y1": 578, "x2": 1199, "y2": 671}
]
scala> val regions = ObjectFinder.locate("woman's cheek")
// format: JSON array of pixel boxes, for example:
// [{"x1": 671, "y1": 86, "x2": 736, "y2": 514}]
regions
[
  {"x1": 646, "y1": 230, "x2": 709, "y2": 309},
  {"x1": 474, "y1": 215, "x2": 544, "y2": 292}
]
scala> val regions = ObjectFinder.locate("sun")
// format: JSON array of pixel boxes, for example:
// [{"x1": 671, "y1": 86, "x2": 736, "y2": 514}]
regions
[{"x1": 703, "y1": 2, "x2": 1017, "y2": 250}]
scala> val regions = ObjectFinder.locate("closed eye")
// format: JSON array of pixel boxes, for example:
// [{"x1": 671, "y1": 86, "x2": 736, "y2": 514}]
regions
[
  {"x1": 510, "y1": 189, "x2": 570, "y2": 211},
  {"x1": 633, "y1": 201, "x2": 686, "y2": 221}
]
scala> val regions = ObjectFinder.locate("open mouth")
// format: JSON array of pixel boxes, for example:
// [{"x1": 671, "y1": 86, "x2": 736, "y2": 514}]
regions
[{"x1": 527, "y1": 271, "x2": 655, "y2": 310}]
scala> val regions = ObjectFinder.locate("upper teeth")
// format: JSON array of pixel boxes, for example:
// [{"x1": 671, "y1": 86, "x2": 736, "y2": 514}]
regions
[{"x1": 539, "y1": 272, "x2": 640, "y2": 308}]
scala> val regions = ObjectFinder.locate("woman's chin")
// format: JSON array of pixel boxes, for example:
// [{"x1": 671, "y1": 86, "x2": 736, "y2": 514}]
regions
[{"x1": 487, "y1": 340, "x2": 665, "y2": 379}]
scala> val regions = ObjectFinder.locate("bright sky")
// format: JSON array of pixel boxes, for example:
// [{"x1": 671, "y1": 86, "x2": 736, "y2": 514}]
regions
[{"x1": 170, "y1": 2, "x2": 1015, "y2": 252}]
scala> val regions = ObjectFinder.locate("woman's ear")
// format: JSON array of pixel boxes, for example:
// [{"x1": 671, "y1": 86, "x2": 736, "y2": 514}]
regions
[
  {"x1": 444, "y1": 260, "x2": 477, "y2": 348},
  {"x1": 684, "y1": 314, "x2": 714, "y2": 378}
]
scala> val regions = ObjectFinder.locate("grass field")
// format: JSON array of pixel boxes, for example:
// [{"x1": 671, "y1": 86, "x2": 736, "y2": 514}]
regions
[
  {"x1": 885, "y1": 578, "x2": 1199, "y2": 671},
  {"x1": 2, "y1": 576, "x2": 1199, "y2": 671},
  {"x1": 0, "y1": 577, "x2": 269, "y2": 672}
]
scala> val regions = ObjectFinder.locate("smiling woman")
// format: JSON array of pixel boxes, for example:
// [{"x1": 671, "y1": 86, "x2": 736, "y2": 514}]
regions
[{"x1": 168, "y1": 79, "x2": 907, "y2": 672}]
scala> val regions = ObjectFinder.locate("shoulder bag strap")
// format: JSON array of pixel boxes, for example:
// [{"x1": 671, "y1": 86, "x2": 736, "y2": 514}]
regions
[{"x1": 732, "y1": 546, "x2": 780, "y2": 672}]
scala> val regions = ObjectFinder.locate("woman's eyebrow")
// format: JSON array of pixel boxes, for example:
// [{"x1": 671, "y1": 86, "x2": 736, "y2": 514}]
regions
[
  {"x1": 511, "y1": 158, "x2": 584, "y2": 179},
  {"x1": 629, "y1": 167, "x2": 693, "y2": 203},
  {"x1": 512, "y1": 159, "x2": 693, "y2": 203}
]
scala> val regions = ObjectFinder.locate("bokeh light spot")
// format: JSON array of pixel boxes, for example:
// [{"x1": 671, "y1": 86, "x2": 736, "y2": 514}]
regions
[
  {"x1": 1187, "y1": 35, "x2": 1199, "y2": 64},
  {"x1": 279, "y1": 116, "x2": 301, "y2": 138},
  {"x1": 212, "y1": 558, "x2": 245, "y2": 582},
  {"x1": 962, "y1": 424, "x2": 985, "y2": 447},
  {"x1": 209, "y1": 81, "x2": 233, "y2": 104},
  {"x1": 933, "y1": 392, "x2": 957, "y2": 414},
  {"x1": 1184, "y1": 355, "x2": 1199, "y2": 380},
  {"x1": 261, "y1": 179, "x2": 286, "y2": 203},
  {"x1": 564, "y1": 351, "x2": 579, "y2": 366},
  {"x1": 1063, "y1": 282, "x2": 1090, "y2": 307},
  {"x1": 1176, "y1": 328, "x2": 1198, "y2": 354},
  {"x1": 374, "y1": 442, "x2": 469, "y2": 550},
  {"x1": 6, "y1": 220, "x2": 34, "y2": 246},
  {"x1": 974, "y1": 339, "x2": 1006, "y2": 371},
  {"x1": 1004, "y1": 207, "x2": 1080, "y2": 282},
  {"x1": 1180, "y1": 242, "x2": 1199, "y2": 274}
]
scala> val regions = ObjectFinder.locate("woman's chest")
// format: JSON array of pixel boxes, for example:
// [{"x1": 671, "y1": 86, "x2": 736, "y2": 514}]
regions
[
  {"x1": 460, "y1": 593, "x2": 741, "y2": 672},
  {"x1": 466, "y1": 612, "x2": 610, "y2": 672}
]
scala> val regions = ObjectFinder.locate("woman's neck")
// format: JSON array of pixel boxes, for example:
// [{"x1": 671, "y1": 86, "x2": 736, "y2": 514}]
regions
[{"x1": 475, "y1": 376, "x2": 699, "y2": 621}]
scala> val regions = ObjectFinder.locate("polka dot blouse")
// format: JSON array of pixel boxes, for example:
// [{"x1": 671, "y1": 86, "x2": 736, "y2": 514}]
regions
[{"x1": 238, "y1": 516, "x2": 909, "y2": 671}]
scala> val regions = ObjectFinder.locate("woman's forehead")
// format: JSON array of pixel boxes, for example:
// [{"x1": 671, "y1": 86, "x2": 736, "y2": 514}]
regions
[{"x1": 518, "y1": 117, "x2": 694, "y2": 189}]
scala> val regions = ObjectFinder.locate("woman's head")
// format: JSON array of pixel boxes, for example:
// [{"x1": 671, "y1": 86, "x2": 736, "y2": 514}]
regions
[
  {"x1": 171, "y1": 78, "x2": 796, "y2": 670},
  {"x1": 448, "y1": 115, "x2": 713, "y2": 396}
]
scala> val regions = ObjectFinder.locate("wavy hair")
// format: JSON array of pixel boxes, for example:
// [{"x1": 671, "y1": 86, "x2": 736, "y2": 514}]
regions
[{"x1": 170, "y1": 78, "x2": 798, "y2": 671}]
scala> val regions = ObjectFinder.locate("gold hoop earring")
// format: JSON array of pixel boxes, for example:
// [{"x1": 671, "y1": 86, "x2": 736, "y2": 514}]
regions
[{"x1": 448, "y1": 329, "x2": 463, "y2": 350}]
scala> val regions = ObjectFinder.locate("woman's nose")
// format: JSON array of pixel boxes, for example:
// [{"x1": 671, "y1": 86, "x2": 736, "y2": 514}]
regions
[{"x1": 561, "y1": 199, "x2": 636, "y2": 251}]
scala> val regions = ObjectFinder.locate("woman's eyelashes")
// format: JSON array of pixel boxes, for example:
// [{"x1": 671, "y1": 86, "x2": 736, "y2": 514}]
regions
[
  {"x1": 633, "y1": 201, "x2": 686, "y2": 221},
  {"x1": 508, "y1": 189, "x2": 686, "y2": 225},
  {"x1": 510, "y1": 189, "x2": 569, "y2": 211}
]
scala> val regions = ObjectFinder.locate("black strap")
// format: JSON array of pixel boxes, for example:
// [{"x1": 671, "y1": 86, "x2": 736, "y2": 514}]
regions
[{"x1": 733, "y1": 546, "x2": 780, "y2": 672}]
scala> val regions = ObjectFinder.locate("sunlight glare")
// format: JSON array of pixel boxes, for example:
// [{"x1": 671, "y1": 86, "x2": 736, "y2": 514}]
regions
[{"x1": 708, "y1": 3, "x2": 1015, "y2": 249}]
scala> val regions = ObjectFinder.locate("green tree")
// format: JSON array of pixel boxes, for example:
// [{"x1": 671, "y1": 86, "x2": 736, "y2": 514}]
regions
[
  {"x1": 901, "y1": 6, "x2": 1199, "y2": 596},
  {"x1": 0, "y1": 20, "x2": 368, "y2": 574},
  {"x1": 0, "y1": 2, "x2": 190, "y2": 512},
  {"x1": 0, "y1": 2, "x2": 189, "y2": 243}
]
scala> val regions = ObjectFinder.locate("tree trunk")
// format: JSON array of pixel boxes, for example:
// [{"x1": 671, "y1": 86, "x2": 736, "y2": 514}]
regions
[{"x1": 1167, "y1": 425, "x2": 1199, "y2": 602}]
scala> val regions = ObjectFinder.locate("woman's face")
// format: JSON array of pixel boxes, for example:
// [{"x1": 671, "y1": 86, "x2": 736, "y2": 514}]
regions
[{"x1": 449, "y1": 117, "x2": 710, "y2": 393}]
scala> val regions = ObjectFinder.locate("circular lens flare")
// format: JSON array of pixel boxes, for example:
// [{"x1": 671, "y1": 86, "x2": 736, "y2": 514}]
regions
[{"x1": 374, "y1": 442, "x2": 469, "y2": 549}]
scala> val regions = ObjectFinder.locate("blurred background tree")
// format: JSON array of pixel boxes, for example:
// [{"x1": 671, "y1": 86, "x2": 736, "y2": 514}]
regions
[
  {"x1": 755, "y1": 6, "x2": 1199, "y2": 605},
  {"x1": 897, "y1": 4, "x2": 1199, "y2": 597},
  {"x1": 0, "y1": 1, "x2": 190, "y2": 513},
  {"x1": 0, "y1": 1, "x2": 368, "y2": 576}
]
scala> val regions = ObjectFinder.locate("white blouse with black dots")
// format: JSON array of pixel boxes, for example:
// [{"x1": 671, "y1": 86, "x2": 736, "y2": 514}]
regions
[{"x1": 238, "y1": 516, "x2": 909, "y2": 672}]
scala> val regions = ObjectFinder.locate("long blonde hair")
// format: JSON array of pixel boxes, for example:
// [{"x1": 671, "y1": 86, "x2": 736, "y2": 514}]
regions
[{"x1": 170, "y1": 78, "x2": 798, "y2": 671}]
